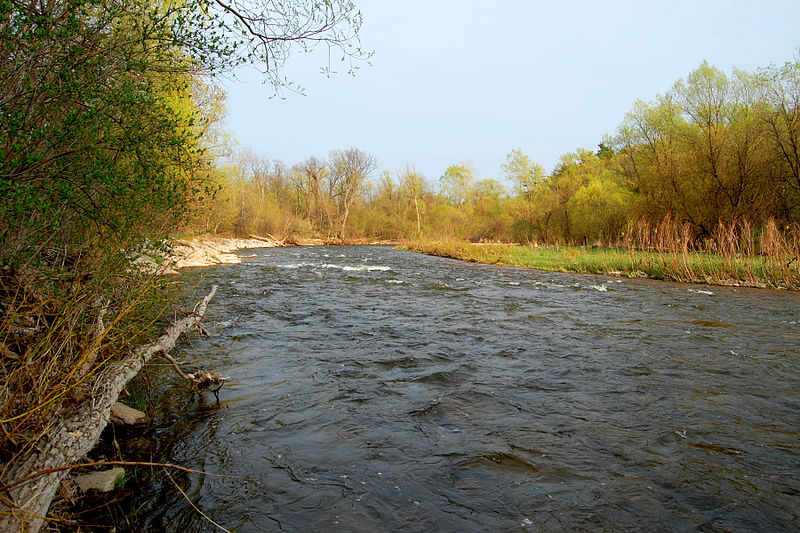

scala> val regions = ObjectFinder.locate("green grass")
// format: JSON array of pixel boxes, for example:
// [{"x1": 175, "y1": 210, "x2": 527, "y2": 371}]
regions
[
  {"x1": 114, "y1": 471, "x2": 129, "y2": 490},
  {"x1": 125, "y1": 387, "x2": 150, "y2": 413},
  {"x1": 400, "y1": 241, "x2": 800, "y2": 290}
]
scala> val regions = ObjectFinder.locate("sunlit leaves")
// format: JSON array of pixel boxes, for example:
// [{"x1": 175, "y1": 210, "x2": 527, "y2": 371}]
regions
[
  {"x1": 439, "y1": 163, "x2": 474, "y2": 206},
  {"x1": 614, "y1": 58, "x2": 800, "y2": 231},
  {"x1": 502, "y1": 149, "x2": 545, "y2": 198}
]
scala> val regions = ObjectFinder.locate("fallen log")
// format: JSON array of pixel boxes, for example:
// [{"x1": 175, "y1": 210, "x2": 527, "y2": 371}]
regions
[
  {"x1": 248, "y1": 233, "x2": 284, "y2": 246},
  {"x1": 0, "y1": 285, "x2": 218, "y2": 533}
]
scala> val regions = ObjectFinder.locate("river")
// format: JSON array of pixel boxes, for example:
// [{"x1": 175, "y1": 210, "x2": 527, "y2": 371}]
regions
[{"x1": 133, "y1": 245, "x2": 800, "y2": 532}]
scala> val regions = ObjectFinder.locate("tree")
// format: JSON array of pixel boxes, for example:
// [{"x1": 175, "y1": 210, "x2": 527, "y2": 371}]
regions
[
  {"x1": 755, "y1": 57, "x2": 800, "y2": 220},
  {"x1": 329, "y1": 148, "x2": 376, "y2": 237},
  {"x1": 614, "y1": 60, "x2": 792, "y2": 234},
  {"x1": 0, "y1": 0, "x2": 370, "y2": 263},
  {"x1": 200, "y1": 0, "x2": 371, "y2": 91},
  {"x1": 400, "y1": 164, "x2": 425, "y2": 237},
  {"x1": 292, "y1": 156, "x2": 330, "y2": 232},
  {"x1": 567, "y1": 179, "x2": 632, "y2": 243},
  {"x1": 439, "y1": 163, "x2": 474, "y2": 205},
  {"x1": 502, "y1": 149, "x2": 546, "y2": 242},
  {"x1": 502, "y1": 149, "x2": 545, "y2": 198},
  {"x1": 469, "y1": 179, "x2": 511, "y2": 241}
]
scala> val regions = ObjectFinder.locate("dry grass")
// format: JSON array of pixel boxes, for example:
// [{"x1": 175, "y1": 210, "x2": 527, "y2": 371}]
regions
[
  {"x1": 624, "y1": 217, "x2": 800, "y2": 289},
  {"x1": 402, "y1": 217, "x2": 800, "y2": 290},
  {"x1": 0, "y1": 261, "x2": 179, "y2": 463}
]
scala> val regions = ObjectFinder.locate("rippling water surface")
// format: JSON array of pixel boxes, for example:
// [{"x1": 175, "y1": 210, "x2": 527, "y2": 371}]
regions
[{"x1": 138, "y1": 245, "x2": 800, "y2": 532}]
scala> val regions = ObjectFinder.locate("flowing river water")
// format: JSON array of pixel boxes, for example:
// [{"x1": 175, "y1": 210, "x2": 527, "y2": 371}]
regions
[{"x1": 133, "y1": 245, "x2": 799, "y2": 532}]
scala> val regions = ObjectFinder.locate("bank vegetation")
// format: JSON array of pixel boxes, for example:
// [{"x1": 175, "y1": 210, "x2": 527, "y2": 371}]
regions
[
  {"x1": 2, "y1": 0, "x2": 800, "y2": 526},
  {"x1": 203, "y1": 58, "x2": 800, "y2": 288}
]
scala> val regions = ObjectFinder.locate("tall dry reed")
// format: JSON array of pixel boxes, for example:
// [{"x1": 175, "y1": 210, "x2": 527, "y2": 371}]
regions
[{"x1": 624, "y1": 216, "x2": 800, "y2": 289}]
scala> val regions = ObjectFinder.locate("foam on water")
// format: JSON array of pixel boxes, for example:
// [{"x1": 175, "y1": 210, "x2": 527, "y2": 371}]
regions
[
  {"x1": 342, "y1": 265, "x2": 392, "y2": 272},
  {"x1": 688, "y1": 288, "x2": 715, "y2": 295}
]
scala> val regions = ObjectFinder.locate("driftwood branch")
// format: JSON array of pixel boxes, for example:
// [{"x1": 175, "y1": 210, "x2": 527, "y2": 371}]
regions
[
  {"x1": 0, "y1": 285, "x2": 218, "y2": 533},
  {"x1": 248, "y1": 233, "x2": 285, "y2": 246},
  {"x1": 159, "y1": 350, "x2": 229, "y2": 399}
]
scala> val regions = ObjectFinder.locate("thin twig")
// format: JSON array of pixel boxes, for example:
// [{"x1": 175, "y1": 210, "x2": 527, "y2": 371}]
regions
[
  {"x1": 164, "y1": 468, "x2": 231, "y2": 533},
  {"x1": 0, "y1": 460, "x2": 238, "y2": 495},
  {"x1": 159, "y1": 349, "x2": 191, "y2": 381}
]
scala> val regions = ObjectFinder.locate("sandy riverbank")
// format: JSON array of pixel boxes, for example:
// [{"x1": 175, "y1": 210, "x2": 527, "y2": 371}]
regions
[
  {"x1": 168, "y1": 236, "x2": 283, "y2": 269},
  {"x1": 129, "y1": 235, "x2": 283, "y2": 274},
  {"x1": 135, "y1": 235, "x2": 401, "y2": 273}
]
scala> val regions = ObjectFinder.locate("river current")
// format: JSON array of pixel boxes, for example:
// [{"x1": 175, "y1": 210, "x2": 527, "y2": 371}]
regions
[{"x1": 136, "y1": 245, "x2": 800, "y2": 532}]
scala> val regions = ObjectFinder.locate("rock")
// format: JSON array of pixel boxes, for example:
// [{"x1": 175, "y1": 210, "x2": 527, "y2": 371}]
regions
[
  {"x1": 75, "y1": 467, "x2": 125, "y2": 492},
  {"x1": 110, "y1": 402, "x2": 149, "y2": 426}
]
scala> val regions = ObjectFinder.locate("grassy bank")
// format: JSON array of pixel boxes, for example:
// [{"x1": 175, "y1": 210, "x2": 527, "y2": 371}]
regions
[{"x1": 401, "y1": 241, "x2": 800, "y2": 290}]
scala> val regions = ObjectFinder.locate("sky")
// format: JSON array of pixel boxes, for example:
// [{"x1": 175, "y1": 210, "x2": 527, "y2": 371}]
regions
[{"x1": 219, "y1": 0, "x2": 800, "y2": 187}]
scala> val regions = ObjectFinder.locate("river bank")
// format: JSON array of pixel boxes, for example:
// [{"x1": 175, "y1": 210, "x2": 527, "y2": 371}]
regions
[
  {"x1": 129, "y1": 235, "x2": 401, "y2": 274},
  {"x1": 401, "y1": 240, "x2": 800, "y2": 291}
]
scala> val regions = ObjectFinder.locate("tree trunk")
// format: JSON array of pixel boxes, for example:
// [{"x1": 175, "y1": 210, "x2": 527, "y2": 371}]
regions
[
  {"x1": 0, "y1": 286, "x2": 218, "y2": 533},
  {"x1": 414, "y1": 195, "x2": 421, "y2": 237},
  {"x1": 340, "y1": 204, "x2": 350, "y2": 238}
]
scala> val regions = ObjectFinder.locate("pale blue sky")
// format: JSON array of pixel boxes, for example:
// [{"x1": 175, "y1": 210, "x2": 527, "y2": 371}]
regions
[{"x1": 220, "y1": 0, "x2": 800, "y2": 187}]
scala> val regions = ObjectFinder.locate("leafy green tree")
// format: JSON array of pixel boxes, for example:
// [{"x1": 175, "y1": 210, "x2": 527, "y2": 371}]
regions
[
  {"x1": 567, "y1": 179, "x2": 633, "y2": 243},
  {"x1": 0, "y1": 0, "x2": 369, "y2": 265},
  {"x1": 502, "y1": 149, "x2": 546, "y2": 242},
  {"x1": 615, "y1": 95, "x2": 697, "y2": 225},
  {"x1": 469, "y1": 179, "x2": 512, "y2": 241},
  {"x1": 502, "y1": 149, "x2": 545, "y2": 198},
  {"x1": 614, "y1": 60, "x2": 799, "y2": 235},
  {"x1": 439, "y1": 163, "x2": 475, "y2": 205}
]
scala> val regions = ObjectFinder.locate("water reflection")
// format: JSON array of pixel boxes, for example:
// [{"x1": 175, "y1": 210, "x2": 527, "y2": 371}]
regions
[{"x1": 136, "y1": 246, "x2": 800, "y2": 532}]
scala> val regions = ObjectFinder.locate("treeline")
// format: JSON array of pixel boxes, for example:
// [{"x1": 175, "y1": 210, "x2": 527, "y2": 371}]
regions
[{"x1": 210, "y1": 58, "x2": 800, "y2": 249}]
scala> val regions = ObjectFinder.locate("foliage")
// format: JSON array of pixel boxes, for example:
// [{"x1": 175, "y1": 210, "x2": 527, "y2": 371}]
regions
[
  {"x1": 0, "y1": 0, "x2": 369, "y2": 476},
  {"x1": 191, "y1": 55, "x2": 800, "y2": 297},
  {"x1": 502, "y1": 148, "x2": 545, "y2": 198},
  {"x1": 567, "y1": 178, "x2": 632, "y2": 243},
  {"x1": 439, "y1": 163, "x2": 475, "y2": 206},
  {"x1": 615, "y1": 58, "x2": 800, "y2": 233}
]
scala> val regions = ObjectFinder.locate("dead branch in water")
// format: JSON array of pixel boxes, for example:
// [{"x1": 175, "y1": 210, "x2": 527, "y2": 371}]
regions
[
  {"x1": 0, "y1": 286, "x2": 218, "y2": 533},
  {"x1": 159, "y1": 350, "x2": 229, "y2": 400}
]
